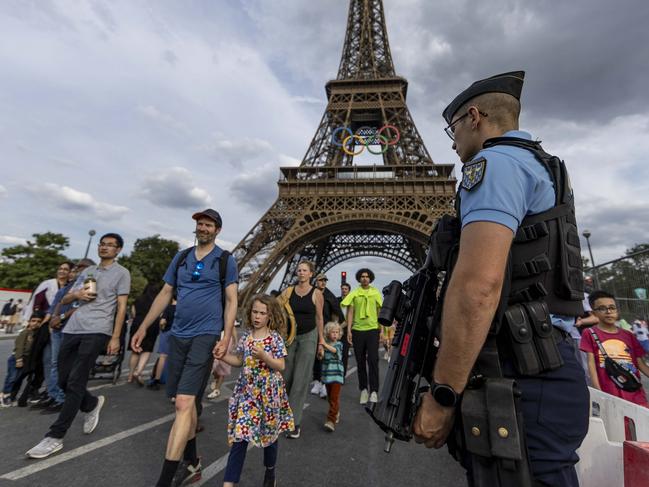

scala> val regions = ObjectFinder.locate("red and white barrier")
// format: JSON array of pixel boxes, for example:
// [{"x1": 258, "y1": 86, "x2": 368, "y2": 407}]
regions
[{"x1": 576, "y1": 387, "x2": 649, "y2": 487}]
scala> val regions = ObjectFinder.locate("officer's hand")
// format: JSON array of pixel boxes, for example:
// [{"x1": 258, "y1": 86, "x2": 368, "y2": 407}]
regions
[{"x1": 413, "y1": 392, "x2": 455, "y2": 449}]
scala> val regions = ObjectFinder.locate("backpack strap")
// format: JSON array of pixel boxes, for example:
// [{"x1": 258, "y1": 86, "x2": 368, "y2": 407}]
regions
[
  {"x1": 219, "y1": 251, "x2": 231, "y2": 314},
  {"x1": 174, "y1": 247, "x2": 194, "y2": 287}
]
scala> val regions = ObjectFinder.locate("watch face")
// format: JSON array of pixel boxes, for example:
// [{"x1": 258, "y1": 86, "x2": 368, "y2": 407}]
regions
[{"x1": 434, "y1": 385, "x2": 456, "y2": 407}]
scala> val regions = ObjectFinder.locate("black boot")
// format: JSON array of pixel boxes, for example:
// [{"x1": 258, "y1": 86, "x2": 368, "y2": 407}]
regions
[{"x1": 263, "y1": 467, "x2": 276, "y2": 487}]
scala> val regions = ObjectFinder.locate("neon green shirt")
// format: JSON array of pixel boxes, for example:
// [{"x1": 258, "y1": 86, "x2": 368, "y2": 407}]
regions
[{"x1": 341, "y1": 286, "x2": 383, "y2": 331}]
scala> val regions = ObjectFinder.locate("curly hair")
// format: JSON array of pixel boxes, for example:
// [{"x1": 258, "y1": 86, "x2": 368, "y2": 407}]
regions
[
  {"x1": 245, "y1": 294, "x2": 287, "y2": 338},
  {"x1": 324, "y1": 321, "x2": 342, "y2": 340},
  {"x1": 355, "y1": 267, "x2": 375, "y2": 283}
]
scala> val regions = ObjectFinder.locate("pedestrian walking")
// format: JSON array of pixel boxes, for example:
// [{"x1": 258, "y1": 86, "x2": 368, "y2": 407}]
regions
[
  {"x1": 25, "y1": 233, "x2": 130, "y2": 459},
  {"x1": 321, "y1": 321, "x2": 344, "y2": 432},
  {"x1": 341, "y1": 268, "x2": 383, "y2": 404},
  {"x1": 131, "y1": 209, "x2": 238, "y2": 487},
  {"x1": 278, "y1": 260, "x2": 324, "y2": 439},
  {"x1": 1, "y1": 312, "x2": 43, "y2": 407},
  {"x1": 221, "y1": 294, "x2": 293, "y2": 487}
]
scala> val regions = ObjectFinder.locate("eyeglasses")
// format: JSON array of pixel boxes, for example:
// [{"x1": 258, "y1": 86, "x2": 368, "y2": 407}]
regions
[
  {"x1": 443, "y1": 110, "x2": 488, "y2": 140},
  {"x1": 191, "y1": 261, "x2": 205, "y2": 281},
  {"x1": 317, "y1": 278, "x2": 328, "y2": 282},
  {"x1": 98, "y1": 242, "x2": 119, "y2": 248},
  {"x1": 593, "y1": 305, "x2": 618, "y2": 313}
]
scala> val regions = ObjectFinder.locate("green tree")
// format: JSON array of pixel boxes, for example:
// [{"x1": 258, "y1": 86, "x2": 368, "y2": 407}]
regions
[
  {"x1": 119, "y1": 235, "x2": 179, "y2": 287},
  {"x1": 0, "y1": 232, "x2": 70, "y2": 289}
]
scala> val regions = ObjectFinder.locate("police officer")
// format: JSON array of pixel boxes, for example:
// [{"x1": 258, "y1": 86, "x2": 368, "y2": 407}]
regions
[{"x1": 413, "y1": 72, "x2": 590, "y2": 486}]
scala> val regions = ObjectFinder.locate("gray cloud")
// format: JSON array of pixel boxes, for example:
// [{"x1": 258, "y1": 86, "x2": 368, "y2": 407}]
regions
[
  {"x1": 0, "y1": 185, "x2": 7, "y2": 198},
  {"x1": 35, "y1": 183, "x2": 130, "y2": 220},
  {"x1": 140, "y1": 167, "x2": 212, "y2": 210},
  {"x1": 229, "y1": 163, "x2": 281, "y2": 210}
]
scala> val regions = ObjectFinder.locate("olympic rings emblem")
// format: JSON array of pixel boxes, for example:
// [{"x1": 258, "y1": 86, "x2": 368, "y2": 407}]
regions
[{"x1": 331, "y1": 125, "x2": 400, "y2": 155}]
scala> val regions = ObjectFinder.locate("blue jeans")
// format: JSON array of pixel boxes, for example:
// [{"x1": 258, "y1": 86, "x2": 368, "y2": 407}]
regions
[
  {"x1": 46, "y1": 330, "x2": 65, "y2": 403},
  {"x1": 3, "y1": 355, "x2": 19, "y2": 394}
]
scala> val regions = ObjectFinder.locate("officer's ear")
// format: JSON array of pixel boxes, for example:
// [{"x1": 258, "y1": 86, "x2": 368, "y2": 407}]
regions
[{"x1": 470, "y1": 106, "x2": 490, "y2": 130}]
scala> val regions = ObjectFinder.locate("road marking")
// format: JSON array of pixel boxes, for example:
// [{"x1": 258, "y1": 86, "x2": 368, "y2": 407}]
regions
[
  {"x1": 0, "y1": 386, "x2": 232, "y2": 481},
  {"x1": 196, "y1": 367, "x2": 358, "y2": 485}
]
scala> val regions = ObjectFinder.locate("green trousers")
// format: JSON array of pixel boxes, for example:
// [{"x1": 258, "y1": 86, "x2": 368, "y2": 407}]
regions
[{"x1": 282, "y1": 327, "x2": 317, "y2": 427}]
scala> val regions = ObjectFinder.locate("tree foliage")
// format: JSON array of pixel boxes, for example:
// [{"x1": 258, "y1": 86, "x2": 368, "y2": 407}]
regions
[
  {"x1": 0, "y1": 232, "x2": 70, "y2": 290},
  {"x1": 119, "y1": 235, "x2": 179, "y2": 286},
  {"x1": 595, "y1": 243, "x2": 649, "y2": 320}
]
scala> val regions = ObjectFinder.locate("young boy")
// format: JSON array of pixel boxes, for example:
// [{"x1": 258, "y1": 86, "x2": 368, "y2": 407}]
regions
[
  {"x1": 321, "y1": 322, "x2": 344, "y2": 432},
  {"x1": 580, "y1": 290, "x2": 649, "y2": 407},
  {"x1": 1, "y1": 312, "x2": 44, "y2": 406}
]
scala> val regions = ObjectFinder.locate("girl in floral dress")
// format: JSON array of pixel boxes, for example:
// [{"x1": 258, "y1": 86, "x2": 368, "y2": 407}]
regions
[{"x1": 221, "y1": 294, "x2": 294, "y2": 487}]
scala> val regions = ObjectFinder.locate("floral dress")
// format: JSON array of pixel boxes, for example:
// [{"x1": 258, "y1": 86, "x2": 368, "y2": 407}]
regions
[{"x1": 227, "y1": 330, "x2": 294, "y2": 447}]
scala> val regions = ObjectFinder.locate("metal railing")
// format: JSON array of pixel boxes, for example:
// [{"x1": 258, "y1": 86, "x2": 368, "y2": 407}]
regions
[{"x1": 585, "y1": 249, "x2": 649, "y2": 320}]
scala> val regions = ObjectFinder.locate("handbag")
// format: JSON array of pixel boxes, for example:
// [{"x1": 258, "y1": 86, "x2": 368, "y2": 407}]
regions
[{"x1": 589, "y1": 328, "x2": 642, "y2": 392}]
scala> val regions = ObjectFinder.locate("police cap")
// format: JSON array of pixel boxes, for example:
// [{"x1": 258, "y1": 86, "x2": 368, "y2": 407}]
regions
[{"x1": 442, "y1": 71, "x2": 525, "y2": 124}]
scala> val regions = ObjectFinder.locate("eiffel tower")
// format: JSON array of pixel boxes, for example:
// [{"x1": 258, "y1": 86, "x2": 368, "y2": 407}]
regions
[{"x1": 233, "y1": 0, "x2": 456, "y2": 307}]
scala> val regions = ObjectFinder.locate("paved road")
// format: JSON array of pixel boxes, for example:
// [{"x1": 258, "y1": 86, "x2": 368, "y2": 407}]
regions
[{"x1": 0, "y1": 338, "x2": 466, "y2": 486}]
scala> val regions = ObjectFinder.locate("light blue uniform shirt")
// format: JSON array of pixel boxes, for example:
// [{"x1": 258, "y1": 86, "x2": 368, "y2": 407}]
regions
[{"x1": 459, "y1": 130, "x2": 576, "y2": 333}]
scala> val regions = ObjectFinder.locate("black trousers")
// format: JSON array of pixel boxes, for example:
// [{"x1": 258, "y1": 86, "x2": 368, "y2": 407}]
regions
[
  {"x1": 47, "y1": 333, "x2": 108, "y2": 439},
  {"x1": 341, "y1": 326, "x2": 350, "y2": 377},
  {"x1": 351, "y1": 328, "x2": 379, "y2": 393}
]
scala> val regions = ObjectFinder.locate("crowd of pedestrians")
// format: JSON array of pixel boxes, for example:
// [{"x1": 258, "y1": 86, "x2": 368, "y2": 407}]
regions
[{"x1": 2, "y1": 206, "x2": 649, "y2": 486}]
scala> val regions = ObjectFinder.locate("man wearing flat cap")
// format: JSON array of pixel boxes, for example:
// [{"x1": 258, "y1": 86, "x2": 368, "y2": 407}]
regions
[
  {"x1": 132, "y1": 208, "x2": 238, "y2": 487},
  {"x1": 413, "y1": 72, "x2": 588, "y2": 486}
]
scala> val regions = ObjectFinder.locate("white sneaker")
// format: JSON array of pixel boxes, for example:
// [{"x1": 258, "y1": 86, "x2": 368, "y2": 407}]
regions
[
  {"x1": 26, "y1": 437, "x2": 63, "y2": 459},
  {"x1": 207, "y1": 389, "x2": 221, "y2": 400},
  {"x1": 310, "y1": 381, "x2": 322, "y2": 395},
  {"x1": 359, "y1": 389, "x2": 369, "y2": 404},
  {"x1": 369, "y1": 391, "x2": 378, "y2": 403},
  {"x1": 83, "y1": 395, "x2": 105, "y2": 434},
  {"x1": 319, "y1": 383, "x2": 327, "y2": 399}
]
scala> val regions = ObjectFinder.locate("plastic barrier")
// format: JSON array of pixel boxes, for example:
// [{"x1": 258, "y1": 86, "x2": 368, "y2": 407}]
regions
[
  {"x1": 624, "y1": 442, "x2": 649, "y2": 487},
  {"x1": 576, "y1": 387, "x2": 649, "y2": 486}
]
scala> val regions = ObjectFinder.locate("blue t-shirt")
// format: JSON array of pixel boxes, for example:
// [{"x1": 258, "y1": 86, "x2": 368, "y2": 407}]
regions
[
  {"x1": 459, "y1": 130, "x2": 576, "y2": 333},
  {"x1": 163, "y1": 246, "x2": 239, "y2": 338}
]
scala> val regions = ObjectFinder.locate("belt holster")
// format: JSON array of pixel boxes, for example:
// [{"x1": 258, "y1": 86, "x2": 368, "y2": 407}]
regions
[
  {"x1": 461, "y1": 379, "x2": 533, "y2": 487},
  {"x1": 503, "y1": 301, "x2": 564, "y2": 375}
]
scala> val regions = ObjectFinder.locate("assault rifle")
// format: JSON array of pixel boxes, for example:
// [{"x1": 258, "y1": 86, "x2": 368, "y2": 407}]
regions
[{"x1": 367, "y1": 250, "x2": 442, "y2": 453}]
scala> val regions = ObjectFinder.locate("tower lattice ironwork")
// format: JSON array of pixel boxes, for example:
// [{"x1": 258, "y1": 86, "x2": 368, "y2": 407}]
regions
[{"x1": 233, "y1": 0, "x2": 456, "y2": 306}]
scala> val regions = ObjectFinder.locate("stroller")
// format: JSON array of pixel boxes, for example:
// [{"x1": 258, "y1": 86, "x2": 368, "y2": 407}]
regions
[{"x1": 89, "y1": 323, "x2": 127, "y2": 385}]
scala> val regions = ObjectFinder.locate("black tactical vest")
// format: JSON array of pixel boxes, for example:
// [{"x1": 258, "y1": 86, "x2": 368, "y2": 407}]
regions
[{"x1": 455, "y1": 137, "x2": 584, "y2": 319}]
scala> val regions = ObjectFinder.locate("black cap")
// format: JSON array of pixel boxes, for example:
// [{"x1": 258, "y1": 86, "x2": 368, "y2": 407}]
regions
[
  {"x1": 442, "y1": 71, "x2": 525, "y2": 124},
  {"x1": 192, "y1": 208, "x2": 222, "y2": 227}
]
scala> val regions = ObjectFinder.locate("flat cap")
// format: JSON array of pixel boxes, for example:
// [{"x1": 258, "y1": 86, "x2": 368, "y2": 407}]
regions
[
  {"x1": 192, "y1": 208, "x2": 222, "y2": 227},
  {"x1": 442, "y1": 71, "x2": 525, "y2": 124}
]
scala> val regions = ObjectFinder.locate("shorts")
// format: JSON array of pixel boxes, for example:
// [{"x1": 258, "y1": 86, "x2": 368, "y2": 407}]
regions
[
  {"x1": 158, "y1": 331, "x2": 170, "y2": 355},
  {"x1": 166, "y1": 334, "x2": 218, "y2": 398}
]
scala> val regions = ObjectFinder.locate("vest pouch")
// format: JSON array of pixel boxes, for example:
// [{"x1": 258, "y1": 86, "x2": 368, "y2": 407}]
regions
[
  {"x1": 555, "y1": 215, "x2": 585, "y2": 301},
  {"x1": 429, "y1": 214, "x2": 461, "y2": 271},
  {"x1": 523, "y1": 301, "x2": 564, "y2": 372},
  {"x1": 503, "y1": 304, "x2": 542, "y2": 375}
]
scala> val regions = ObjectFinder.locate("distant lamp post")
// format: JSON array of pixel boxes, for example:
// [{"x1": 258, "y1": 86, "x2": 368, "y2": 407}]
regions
[
  {"x1": 582, "y1": 229, "x2": 600, "y2": 288},
  {"x1": 84, "y1": 229, "x2": 96, "y2": 259}
]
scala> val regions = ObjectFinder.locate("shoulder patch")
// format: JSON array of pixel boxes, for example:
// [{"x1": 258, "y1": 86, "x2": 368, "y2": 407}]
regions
[{"x1": 461, "y1": 157, "x2": 487, "y2": 191}]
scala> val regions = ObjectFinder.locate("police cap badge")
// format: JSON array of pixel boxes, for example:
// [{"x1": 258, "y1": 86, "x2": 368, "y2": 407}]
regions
[
  {"x1": 461, "y1": 157, "x2": 487, "y2": 191},
  {"x1": 443, "y1": 71, "x2": 525, "y2": 124}
]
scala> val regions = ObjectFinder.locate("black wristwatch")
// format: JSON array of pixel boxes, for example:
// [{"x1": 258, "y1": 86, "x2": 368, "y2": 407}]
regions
[{"x1": 431, "y1": 382, "x2": 460, "y2": 408}]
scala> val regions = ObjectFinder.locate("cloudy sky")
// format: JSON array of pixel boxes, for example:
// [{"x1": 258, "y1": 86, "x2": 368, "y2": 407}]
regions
[{"x1": 1, "y1": 0, "x2": 648, "y2": 291}]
